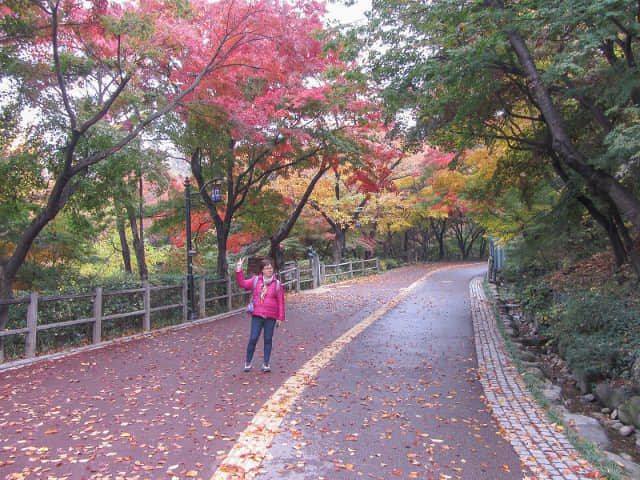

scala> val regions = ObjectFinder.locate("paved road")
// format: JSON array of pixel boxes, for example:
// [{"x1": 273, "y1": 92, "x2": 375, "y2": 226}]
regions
[
  {"x1": 0, "y1": 263, "x2": 599, "y2": 480},
  {"x1": 225, "y1": 263, "x2": 527, "y2": 480}
]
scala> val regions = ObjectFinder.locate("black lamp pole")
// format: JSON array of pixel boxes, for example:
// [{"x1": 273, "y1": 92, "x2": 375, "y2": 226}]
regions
[
  {"x1": 185, "y1": 177, "x2": 224, "y2": 321},
  {"x1": 185, "y1": 178, "x2": 197, "y2": 320}
]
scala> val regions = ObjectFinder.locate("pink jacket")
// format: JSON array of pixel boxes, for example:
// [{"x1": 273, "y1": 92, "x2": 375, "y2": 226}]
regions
[{"x1": 236, "y1": 271, "x2": 285, "y2": 321}]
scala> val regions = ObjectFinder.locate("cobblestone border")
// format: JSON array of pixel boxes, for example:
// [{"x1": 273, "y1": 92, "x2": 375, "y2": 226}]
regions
[{"x1": 470, "y1": 277, "x2": 601, "y2": 480}]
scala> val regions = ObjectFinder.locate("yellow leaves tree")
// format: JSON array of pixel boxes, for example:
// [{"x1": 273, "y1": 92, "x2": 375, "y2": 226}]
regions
[
  {"x1": 372, "y1": 151, "x2": 430, "y2": 259},
  {"x1": 303, "y1": 166, "x2": 373, "y2": 261}
]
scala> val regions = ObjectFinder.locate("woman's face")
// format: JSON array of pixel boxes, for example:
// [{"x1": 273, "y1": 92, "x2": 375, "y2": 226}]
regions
[{"x1": 262, "y1": 263, "x2": 274, "y2": 276}]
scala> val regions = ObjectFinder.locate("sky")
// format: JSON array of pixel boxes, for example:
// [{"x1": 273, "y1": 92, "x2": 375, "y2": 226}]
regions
[{"x1": 323, "y1": 0, "x2": 372, "y2": 26}]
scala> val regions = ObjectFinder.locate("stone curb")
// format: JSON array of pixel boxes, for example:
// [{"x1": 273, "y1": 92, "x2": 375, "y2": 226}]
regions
[{"x1": 470, "y1": 277, "x2": 600, "y2": 480}]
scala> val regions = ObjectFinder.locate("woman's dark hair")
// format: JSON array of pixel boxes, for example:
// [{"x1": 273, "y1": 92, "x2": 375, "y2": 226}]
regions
[{"x1": 260, "y1": 257, "x2": 274, "y2": 271}]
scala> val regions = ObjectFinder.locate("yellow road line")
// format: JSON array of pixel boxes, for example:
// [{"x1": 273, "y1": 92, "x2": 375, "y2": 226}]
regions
[{"x1": 210, "y1": 266, "x2": 461, "y2": 480}]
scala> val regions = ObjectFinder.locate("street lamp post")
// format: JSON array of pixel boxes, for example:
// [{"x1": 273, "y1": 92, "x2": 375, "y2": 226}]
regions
[{"x1": 185, "y1": 177, "x2": 224, "y2": 320}]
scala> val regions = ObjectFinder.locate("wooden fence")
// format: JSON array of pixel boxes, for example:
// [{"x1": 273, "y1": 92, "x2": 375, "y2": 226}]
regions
[
  {"x1": 321, "y1": 258, "x2": 380, "y2": 284},
  {"x1": 0, "y1": 258, "x2": 378, "y2": 364}
]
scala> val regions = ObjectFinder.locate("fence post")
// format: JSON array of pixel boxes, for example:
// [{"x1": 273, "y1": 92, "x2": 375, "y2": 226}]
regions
[
  {"x1": 375, "y1": 258, "x2": 379, "y2": 273},
  {"x1": 321, "y1": 263, "x2": 326, "y2": 285},
  {"x1": 143, "y1": 281, "x2": 151, "y2": 331},
  {"x1": 25, "y1": 292, "x2": 38, "y2": 358},
  {"x1": 310, "y1": 259, "x2": 317, "y2": 289},
  {"x1": 361, "y1": 259, "x2": 364, "y2": 276},
  {"x1": 93, "y1": 287, "x2": 102, "y2": 344},
  {"x1": 226, "y1": 276, "x2": 233, "y2": 311},
  {"x1": 199, "y1": 278, "x2": 206, "y2": 318},
  {"x1": 349, "y1": 260, "x2": 354, "y2": 279},
  {"x1": 182, "y1": 280, "x2": 189, "y2": 321},
  {"x1": 295, "y1": 264, "x2": 300, "y2": 293}
]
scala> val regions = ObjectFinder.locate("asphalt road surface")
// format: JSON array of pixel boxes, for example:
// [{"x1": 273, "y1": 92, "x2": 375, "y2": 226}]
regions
[
  {"x1": 0, "y1": 263, "x2": 533, "y2": 480},
  {"x1": 242, "y1": 263, "x2": 529, "y2": 480}
]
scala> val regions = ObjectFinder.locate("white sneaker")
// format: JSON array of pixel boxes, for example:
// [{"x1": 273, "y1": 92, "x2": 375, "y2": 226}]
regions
[
  {"x1": 244, "y1": 363, "x2": 252, "y2": 372},
  {"x1": 262, "y1": 364, "x2": 271, "y2": 372}
]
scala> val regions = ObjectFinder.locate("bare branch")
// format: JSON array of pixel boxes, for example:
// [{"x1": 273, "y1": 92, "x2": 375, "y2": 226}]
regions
[{"x1": 48, "y1": 2, "x2": 77, "y2": 130}]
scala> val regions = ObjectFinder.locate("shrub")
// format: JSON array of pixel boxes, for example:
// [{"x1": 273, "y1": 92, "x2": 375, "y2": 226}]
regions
[
  {"x1": 551, "y1": 291, "x2": 640, "y2": 379},
  {"x1": 380, "y1": 258, "x2": 400, "y2": 271},
  {"x1": 515, "y1": 280, "x2": 555, "y2": 326}
]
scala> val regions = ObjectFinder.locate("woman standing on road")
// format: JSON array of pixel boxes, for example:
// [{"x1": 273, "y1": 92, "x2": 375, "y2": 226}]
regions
[{"x1": 236, "y1": 257, "x2": 285, "y2": 372}]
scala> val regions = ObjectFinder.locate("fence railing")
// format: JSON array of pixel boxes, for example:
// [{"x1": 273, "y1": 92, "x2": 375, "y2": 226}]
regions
[
  {"x1": 321, "y1": 258, "x2": 380, "y2": 284},
  {"x1": 0, "y1": 258, "x2": 378, "y2": 364}
]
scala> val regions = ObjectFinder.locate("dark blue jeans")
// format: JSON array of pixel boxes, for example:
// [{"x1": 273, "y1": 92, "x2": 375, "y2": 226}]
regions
[{"x1": 246, "y1": 315, "x2": 276, "y2": 365}]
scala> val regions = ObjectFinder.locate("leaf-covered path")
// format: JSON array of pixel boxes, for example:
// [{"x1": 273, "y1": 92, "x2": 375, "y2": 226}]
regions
[
  {"x1": 0, "y1": 264, "x2": 436, "y2": 479},
  {"x1": 228, "y1": 263, "x2": 530, "y2": 480},
  {"x1": 0, "y1": 263, "x2": 597, "y2": 479}
]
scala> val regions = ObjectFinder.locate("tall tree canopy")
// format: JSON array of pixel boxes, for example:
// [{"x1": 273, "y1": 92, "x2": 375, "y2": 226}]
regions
[
  {"x1": 0, "y1": 0, "x2": 335, "y2": 333},
  {"x1": 171, "y1": 19, "x2": 400, "y2": 273},
  {"x1": 365, "y1": 0, "x2": 640, "y2": 274}
]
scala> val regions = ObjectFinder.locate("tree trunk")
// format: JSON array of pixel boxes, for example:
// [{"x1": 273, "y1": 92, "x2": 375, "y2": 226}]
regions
[
  {"x1": 365, "y1": 224, "x2": 378, "y2": 259},
  {"x1": 138, "y1": 174, "x2": 146, "y2": 273},
  {"x1": 610, "y1": 208, "x2": 640, "y2": 276},
  {"x1": 417, "y1": 226, "x2": 430, "y2": 261},
  {"x1": 478, "y1": 237, "x2": 487, "y2": 258},
  {"x1": 0, "y1": 271, "x2": 10, "y2": 362},
  {"x1": 269, "y1": 164, "x2": 330, "y2": 270},
  {"x1": 452, "y1": 220, "x2": 467, "y2": 259},
  {"x1": 605, "y1": 214, "x2": 630, "y2": 268},
  {"x1": 333, "y1": 228, "x2": 347, "y2": 264},
  {"x1": 384, "y1": 228, "x2": 395, "y2": 258},
  {"x1": 404, "y1": 230, "x2": 411, "y2": 262},
  {"x1": 127, "y1": 206, "x2": 148, "y2": 280},
  {"x1": 550, "y1": 136, "x2": 633, "y2": 269},
  {"x1": 0, "y1": 149, "x2": 81, "y2": 353},
  {"x1": 493, "y1": 8, "x2": 640, "y2": 233},
  {"x1": 216, "y1": 224, "x2": 230, "y2": 278},
  {"x1": 271, "y1": 245, "x2": 285, "y2": 272},
  {"x1": 431, "y1": 218, "x2": 447, "y2": 260},
  {"x1": 484, "y1": 0, "x2": 640, "y2": 278},
  {"x1": 465, "y1": 225, "x2": 485, "y2": 259},
  {"x1": 117, "y1": 216, "x2": 132, "y2": 273}
]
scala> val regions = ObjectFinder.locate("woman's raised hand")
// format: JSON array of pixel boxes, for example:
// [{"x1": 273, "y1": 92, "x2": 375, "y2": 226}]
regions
[{"x1": 236, "y1": 258, "x2": 244, "y2": 272}]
